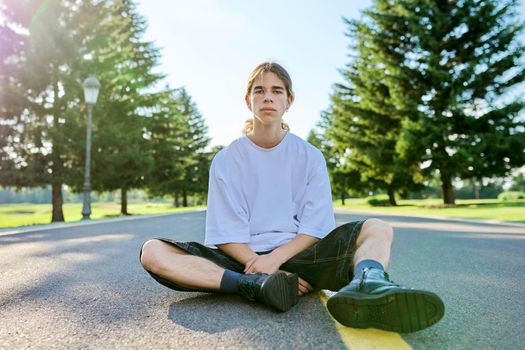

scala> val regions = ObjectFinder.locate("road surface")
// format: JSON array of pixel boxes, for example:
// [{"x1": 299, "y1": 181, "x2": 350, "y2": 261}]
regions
[{"x1": 1, "y1": 210, "x2": 524, "y2": 349}]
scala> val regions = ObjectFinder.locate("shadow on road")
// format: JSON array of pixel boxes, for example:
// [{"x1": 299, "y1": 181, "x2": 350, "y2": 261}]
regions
[
  {"x1": 168, "y1": 293, "x2": 298, "y2": 334},
  {"x1": 167, "y1": 292, "x2": 345, "y2": 348}
]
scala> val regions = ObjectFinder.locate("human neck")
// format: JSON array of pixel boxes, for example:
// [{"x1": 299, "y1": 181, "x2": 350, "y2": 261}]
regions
[{"x1": 248, "y1": 123, "x2": 287, "y2": 148}]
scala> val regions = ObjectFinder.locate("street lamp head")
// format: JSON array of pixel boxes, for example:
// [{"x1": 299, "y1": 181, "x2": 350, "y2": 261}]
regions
[{"x1": 83, "y1": 75, "x2": 100, "y2": 105}]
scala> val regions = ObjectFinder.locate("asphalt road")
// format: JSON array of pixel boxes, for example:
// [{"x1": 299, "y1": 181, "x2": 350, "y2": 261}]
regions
[{"x1": 1, "y1": 210, "x2": 524, "y2": 349}]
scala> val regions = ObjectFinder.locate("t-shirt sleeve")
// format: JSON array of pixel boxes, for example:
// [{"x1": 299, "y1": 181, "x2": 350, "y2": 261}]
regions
[
  {"x1": 297, "y1": 151, "x2": 336, "y2": 238},
  {"x1": 204, "y1": 155, "x2": 250, "y2": 246}
]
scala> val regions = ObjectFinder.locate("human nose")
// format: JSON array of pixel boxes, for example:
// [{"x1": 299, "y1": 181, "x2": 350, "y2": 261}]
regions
[{"x1": 263, "y1": 92, "x2": 273, "y2": 102}]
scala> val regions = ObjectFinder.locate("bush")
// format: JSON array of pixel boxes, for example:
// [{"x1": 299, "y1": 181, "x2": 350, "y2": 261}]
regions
[
  {"x1": 456, "y1": 182, "x2": 504, "y2": 199},
  {"x1": 366, "y1": 194, "x2": 391, "y2": 206},
  {"x1": 497, "y1": 191, "x2": 525, "y2": 200}
]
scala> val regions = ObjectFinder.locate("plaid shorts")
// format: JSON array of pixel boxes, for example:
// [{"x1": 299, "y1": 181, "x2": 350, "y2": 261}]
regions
[{"x1": 141, "y1": 220, "x2": 366, "y2": 292}]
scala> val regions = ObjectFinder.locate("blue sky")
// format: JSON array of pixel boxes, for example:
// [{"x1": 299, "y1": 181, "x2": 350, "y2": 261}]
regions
[
  {"x1": 136, "y1": 1, "x2": 524, "y2": 148},
  {"x1": 136, "y1": 0, "x2": 373, "y2": 147}
]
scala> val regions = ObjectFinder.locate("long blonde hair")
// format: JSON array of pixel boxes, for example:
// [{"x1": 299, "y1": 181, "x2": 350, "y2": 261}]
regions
[{"x1": 242, "y1": 61, "x2": 293, "y2": 135}]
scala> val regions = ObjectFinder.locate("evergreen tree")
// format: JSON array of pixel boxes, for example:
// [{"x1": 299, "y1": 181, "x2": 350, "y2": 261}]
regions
[
  {"x1": 0, "y1": 0, "x2": 102, "y2": 221},
  {"x1": 147, "y1": 87, "x2": 210, "y2": 207},
  {"x1": 327, "y1": 0, "x2": 525, "y2": 205},
  {"x1": 379, "y1": 0, "x2": 524, "y2": 204},
  {"x1": 307, "y1": 121, "x2": 363, "y2": 206},
  {"x1": 0, "y1": 1, "x2": 27, "y2": 187},
  {"x1": 176, "y1": 87, "x2": 210, "y2": 206},
  {"x1": 146, "y1": 89, "x2": 187, "y2": 205},
  {"x1": 76, "y1": 0, "x2": 164, "y2": 215},
  {"x1": 1, "y1": 0, "x2": 166, "y2": 219},
  {"x1": 323, "y1": 13, "x2": 423, "y2": 205}
]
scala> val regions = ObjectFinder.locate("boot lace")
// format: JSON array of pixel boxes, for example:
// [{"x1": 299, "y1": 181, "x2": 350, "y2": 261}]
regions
[{"x1": 359, "y1": 268, "x2": 395, "y2": 290}]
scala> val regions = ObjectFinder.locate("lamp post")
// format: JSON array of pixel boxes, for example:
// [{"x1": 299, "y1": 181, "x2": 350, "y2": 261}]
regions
[{"x1": 81, "y1": 75, "x2": 100, "y2": 220}]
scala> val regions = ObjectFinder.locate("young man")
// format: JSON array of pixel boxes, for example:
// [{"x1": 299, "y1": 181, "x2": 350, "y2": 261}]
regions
[{"x1": 140, "y1": 61, "x2": 444, "y2": 333}]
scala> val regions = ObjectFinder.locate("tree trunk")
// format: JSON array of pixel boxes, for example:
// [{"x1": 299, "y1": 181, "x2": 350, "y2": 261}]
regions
[
  {"x1": 121, "y1": 187, "x2": 128, "y2": 215},
  {"x1": 474, "y1": 178, "x2": 481, "y2": 200},
  {"x1": 340, "y1": 191, "x2": 345, "y2": 206},
  {"x1": 183, "y1": 190, "x2": 188, "y2": 207},
  {"x1": 440, "y1": 171, "x2": 456, "y2": 205},
  {"x1": 51, "y1": 183, "x2": 65, "y2": 222},
  {"x1": 387, "y1": 187, "x2": 397, "y2": 206},
  {"x1": 174, "y1": 193, "x2": 179, "y2": 207}
]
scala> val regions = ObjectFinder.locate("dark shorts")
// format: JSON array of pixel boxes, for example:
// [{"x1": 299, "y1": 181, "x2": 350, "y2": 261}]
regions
[{"x1": 140, "y1": 220, "x2": 366, "y2": 292}]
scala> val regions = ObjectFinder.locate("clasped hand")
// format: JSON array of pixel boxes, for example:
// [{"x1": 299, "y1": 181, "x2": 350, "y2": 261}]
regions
[
  {"x1": 243, "y1": 253, "x2": 313, "y2": 296},
  {"x1": 244, "y1": 253, "x2": 281, "y2": 275}
]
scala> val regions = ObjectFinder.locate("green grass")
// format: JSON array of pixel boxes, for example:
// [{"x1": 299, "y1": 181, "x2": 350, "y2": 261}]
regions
[
  {"x1": 0, "y1": 202, "x2": 205, "y2": 229},
  {"x1": 334, "y1": 198, "x2": 525, "y2": 222},
  {"x1": 1, "y1": 198, "x2": 524, "y2": 229}
]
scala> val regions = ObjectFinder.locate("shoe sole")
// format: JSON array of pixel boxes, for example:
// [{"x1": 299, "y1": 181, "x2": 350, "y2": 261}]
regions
[
  {"x1": 261, "y1": 272, "x2": 299, "y2": 312},
  {"x1": 326, "y1": 289, "x2": 445, "y2": 333}
]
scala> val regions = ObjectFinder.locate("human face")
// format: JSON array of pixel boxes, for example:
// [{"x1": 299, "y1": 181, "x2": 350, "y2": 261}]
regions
[{"x1": 245, "y1": 72, "x2": 293, "y2": 126}]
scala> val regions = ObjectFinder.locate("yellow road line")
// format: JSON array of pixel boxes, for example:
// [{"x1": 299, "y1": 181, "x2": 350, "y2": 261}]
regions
[{"x1": 319, "y1": 290, "x2": 412, "y2": 350}]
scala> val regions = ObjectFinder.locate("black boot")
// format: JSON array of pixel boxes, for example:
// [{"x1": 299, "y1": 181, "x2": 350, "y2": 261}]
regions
[
  {"x1": 327, "y1": 268, "x2": 445, "y2": 333},
  {"x1": 238, "y1": 272, "x2": 298, "y2": 312}
]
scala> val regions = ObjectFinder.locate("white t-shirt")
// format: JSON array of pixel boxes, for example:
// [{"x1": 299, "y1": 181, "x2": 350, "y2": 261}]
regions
[{"x1": 204, "y1": 132, "x2": 336, "y2": 252}]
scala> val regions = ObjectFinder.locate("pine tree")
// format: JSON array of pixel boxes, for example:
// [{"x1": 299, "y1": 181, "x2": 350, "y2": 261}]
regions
[
  {"x1": 79, "y1": 0, "x2": 164, "y2": 215},
  {"x1": 146, "y1": 89, "x2": 187, "y2": 204},
  {"x1": 0, "y1": 0, "x2": 101, "y2": 221},
  {"x1": 146, "y1": 87, "x2": 210, "y2": 207},
  {"x1": 380, "y1": 0, "x2": 525, "y2": 204},
  {"x1": 0, "y1": 2, "x2": 23, "y2": 185},
  {"x1": 176, "y1": 87, "x2": 210, "y2": 206},
  {"x1": 323, "y1": 13, "x2": 423, "y2": 205},
  {"x1": 326, "y1": 0, "x2": 525, "y2": 205},
  {"x1": 307, "y1": 120, "x2": 363, "y2": 206},
  {"x1": 1, "y1": 0, "x2": 166, "y2": 219},
  {"x1": 170, "y1": 88, "x2": 209, "y2": 206}
]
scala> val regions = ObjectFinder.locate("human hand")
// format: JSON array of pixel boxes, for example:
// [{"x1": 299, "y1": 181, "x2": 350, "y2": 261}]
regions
[
  {"x1": 279, "y1": 270, "x2": 314, "y2": 296},
  {"x1": 244, "y1": 254, "x2": 282, "y2": 275}
]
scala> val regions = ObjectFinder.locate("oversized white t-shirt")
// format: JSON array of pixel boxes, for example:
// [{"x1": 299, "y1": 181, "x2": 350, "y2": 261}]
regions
[{"x1": 204, "y1": 132, "x2": 336, "y2": 252}]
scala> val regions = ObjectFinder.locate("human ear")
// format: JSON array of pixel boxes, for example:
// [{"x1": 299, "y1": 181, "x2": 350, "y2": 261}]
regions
[
  {"x1": 287, "y1": 95, "x2": 294, "y2": 109},
  {"x1": 245, "y1": 95, "x2": 252, "y2": 111}
]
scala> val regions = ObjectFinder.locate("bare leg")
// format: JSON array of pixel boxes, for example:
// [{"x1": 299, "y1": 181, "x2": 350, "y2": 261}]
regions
[
  {"x1": 140, "y1": 239, "x2": 300, "y2": 312},
  {"x1": 140, "y1": 239, "x2": 225, "y2": 291},
  {"x1": 352, "y1": 218, "x2": 394, "y2": 269}
]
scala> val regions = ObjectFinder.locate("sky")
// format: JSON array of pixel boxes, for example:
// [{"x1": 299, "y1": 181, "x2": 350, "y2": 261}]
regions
[
  {"x1": 135, "y1": 0, "x2": 373, "y2": 147},
  {"x1": 135, "y1": 0, "x2": 525, "y2": 149}
]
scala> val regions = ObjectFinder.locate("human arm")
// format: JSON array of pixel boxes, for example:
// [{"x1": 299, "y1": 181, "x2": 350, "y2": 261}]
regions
[
  {"x1": 243, "y1": 233, "x2": 319, "y2": 274},
  {"x1": 216, "y1": 243, "x2": 258, "y2": 265}
]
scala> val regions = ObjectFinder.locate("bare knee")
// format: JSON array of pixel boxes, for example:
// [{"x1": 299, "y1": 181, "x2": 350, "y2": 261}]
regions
[
  {"x1": 140, "y1": 239, "x2": 163, "y2": 272},
  {"x1": 140, "y1": 239, "x2": 185, "y2": 273},
  {"x1": 360, "y1": 218, "x2": 394, "y2": 243}
]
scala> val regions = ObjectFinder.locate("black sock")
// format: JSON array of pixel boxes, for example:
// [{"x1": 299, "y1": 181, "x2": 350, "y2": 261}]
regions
[
  {"x1": 354, "y1": 259, "x2": 385, "y2": 276},
  {"x1": 220, "y1": 269, "x2": 242, "y2": 293}
]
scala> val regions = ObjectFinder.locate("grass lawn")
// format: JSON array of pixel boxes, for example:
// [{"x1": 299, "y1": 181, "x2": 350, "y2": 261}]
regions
[
  {"x1": 1, "y1": 198, "x2": 524, "y2": 229},
  {"x1": 334, "y1": 198, "x2": 525, "y2": 223},
  {"x1": 0, "y1": 202, "x2": 205, "y2": 229}
]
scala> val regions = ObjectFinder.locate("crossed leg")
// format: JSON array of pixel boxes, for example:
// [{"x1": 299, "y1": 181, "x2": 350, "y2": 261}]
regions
[
  {"x1": 139, "y1": 218, "x2": 394, "y2": 291},
  {"x1": 140, "y1": 241, "x2": 225, "y2": 291}
]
